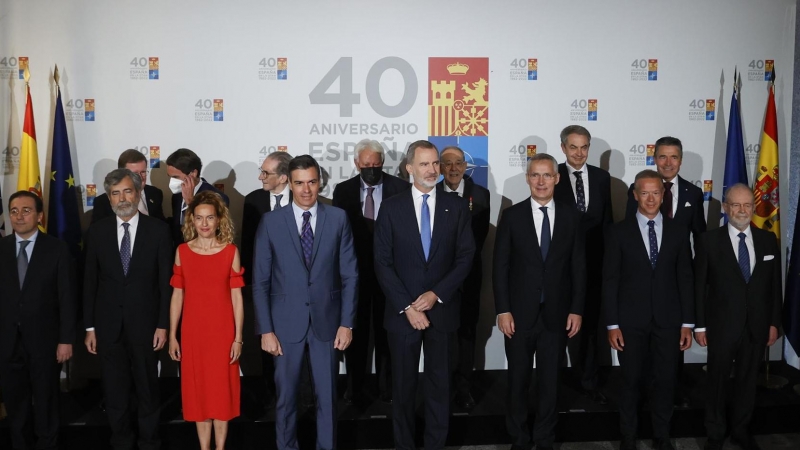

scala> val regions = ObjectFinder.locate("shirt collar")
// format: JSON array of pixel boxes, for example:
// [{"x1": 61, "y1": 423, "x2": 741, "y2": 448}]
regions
[
  {"x1": 194, "y1": 178, "x2": 206, "y2": 195},
  {"x1": 443, "y1": 179, "x2": 465, "y2": 195},
  {"x1": 272, "y1": 183, "x2": 290, "y2": 198},
  {"x1": 728, "y1": 223, "x2": 751, "y2": 239},
  {"x1": 565, "y1": 163, "x2": 585, "y2": 174},
  {"x1": 15, "y1": 230, "x2": 39, "y2": 244},
  {"x1": 411, "y1": 184, "x2": 436, "y2": 201},
  {"x1": 361, "y1": 177, "x2": 383, "y2": 190},
  {"x1": 636, "y1": 211, "x2": 663, "y2": 227},
  {"x1": 116, "y1": 211, "x2": 141, "y2": 228},
  {"x1": 530, "y1": 197, "x2": 555, "y2": 211},
  {"x1": 291, "y1": 200, "x2": 318, "y2": 217}
]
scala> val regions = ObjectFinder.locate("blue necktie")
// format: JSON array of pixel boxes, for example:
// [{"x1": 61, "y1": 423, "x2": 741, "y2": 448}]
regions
[
  {"x1": 574, "y1": 171, "x2": 586, "y2": 213},
  {"x1": 301, "y1": 211, "x2": 313, "y2": 269},
  {"x1": 539, "y1": 206, "x2": 551, "y2": 303},
  {"x1": 121, "y1": 222, "x2": 131, "y2": 276},
  {"x1": 273, "y1": 194, "x2": 283, "y2": 210},
  {"x1": 738, "y1": 232, "x2": 750, "y2": 283},
  {"x1": 421, "y1": 194, "x2": 431, "y2": 260},
  {"x1": 648, "y1": 220, "x2": 658, "y2": 269}
]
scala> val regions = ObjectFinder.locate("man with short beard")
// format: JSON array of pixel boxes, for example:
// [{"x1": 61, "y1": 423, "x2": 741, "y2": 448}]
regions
[
  {"x1": 83, "y1": 168, "x2": 173, "y2": 450},
  {"x1": 693, "y1": 183, "x2": 782, "y2": 450}
]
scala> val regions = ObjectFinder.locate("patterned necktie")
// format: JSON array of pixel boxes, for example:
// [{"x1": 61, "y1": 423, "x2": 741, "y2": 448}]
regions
[
  {"x1": 364, "y1": 187, "x2": 375, "y2": 220},
  {"x1": 662, "y1": 181, "x2": 674, "y2": 219},
  {"x1": 648, "y1": 220, "x2": 658, "y2": 269},
  {"x1": 273, "y1": 194, "x2": 283, "y2": 210},
  {"x1": 121, "y1": 222, "x2": 132, "y2": 276},
  {"x1": 420, "y1": 194, "x2": 432, "y2": 260},
  {"x1": 300, "y1": 211, "x2": 313, "y2": 269},
  {"x1": 539, "y1": 207, "x2": 551, "y2": 303},
  {"x1": 17, "y1": 240, "x2": 30, "y2": 286},
  {"x1": 574, "y1": 171, "x2": 586, "y2": 213},
  {"x1": 738, "y1": 232, "x2": 750, "y2": 283}
]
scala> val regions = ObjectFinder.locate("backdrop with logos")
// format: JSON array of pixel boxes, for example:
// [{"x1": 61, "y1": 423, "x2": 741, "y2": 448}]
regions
[{"x1": 0, "y1": 0, "x2": 795, "y2": 373}]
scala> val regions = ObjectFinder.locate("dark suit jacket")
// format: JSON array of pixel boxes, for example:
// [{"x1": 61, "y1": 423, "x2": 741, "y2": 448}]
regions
[
  {"x1": 694, "y1": 226, "x2": 782, "y2": 346},
  {"x1": 436, "y1": 176, "x2": 490, "y2": 263},
  {"x1": 241, "y1": 189, "x2": 293, "y2": 285},
  {"x1": 374, "y1": 189, "x2": 475, "y2": 334},
  {"x1": 603, "y1": 215, "x2": 695, "y2": 329},
  {"x1": 170, "y1": 179, "x2": 229, "y2": 247},
  {"x1": 91, "y1": 184, "x2": 165, "y2": 223},
  {"x1": 333, "y1": 173, "x2": 409, "y2": 292},
  {"x1": 626, "y1": 175, "x2": 706, "y2": 249},
  {"x1": 83, "y1": 214, "x2": 173, "y2": 346},
  {"x1": 0, "y1": 233, "x2": 77, "y2": 362},
  {"x1": 554, "y1": 164, "x2": 612, "y2": 306},
  {"x1": 493, "y1": 199, "x2": 586, "y2": 332},
  {"x1": 252, "y1": 202, "x2": 358, "y2": 343}
]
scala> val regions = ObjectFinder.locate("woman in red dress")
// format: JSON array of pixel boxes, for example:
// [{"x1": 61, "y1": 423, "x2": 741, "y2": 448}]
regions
[{"x1": 168, "y1": 191, "x2": 244, "y2": 450}]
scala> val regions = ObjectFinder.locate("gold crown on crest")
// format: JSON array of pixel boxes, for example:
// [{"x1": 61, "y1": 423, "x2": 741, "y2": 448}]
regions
[{"x1": 447, "y1": 62, "x2": 469, "y2": 75}]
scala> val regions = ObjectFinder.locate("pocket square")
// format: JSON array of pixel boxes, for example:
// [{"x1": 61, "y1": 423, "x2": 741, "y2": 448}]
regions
[
  {"x1": 684, "y1": 202, "x2": 691, "y2": 207},
  {"x1": 764, "y1": 255, "x2": 775, "y2": 261}
]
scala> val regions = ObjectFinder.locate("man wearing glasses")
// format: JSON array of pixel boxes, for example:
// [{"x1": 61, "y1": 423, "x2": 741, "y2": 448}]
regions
[
  {"x1": 92, "y1": 149, "x2": 165, "y2": 223},
  {"x1": 693, "y1": 183, "x2": 782, "y2": 450},
  {"x1": 494, "y1": 153, "x2": 586, "y2": 450}
]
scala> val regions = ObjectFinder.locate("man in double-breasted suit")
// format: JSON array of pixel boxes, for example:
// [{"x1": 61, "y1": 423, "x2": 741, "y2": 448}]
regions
[
  {"x1": 0, "y1": 191, "x2": 77, "y2": 450},
  {"x1": 494, "y1": 153, "x2": 586, "y2": 450},
  {"x1": 374, "y1": 140, "x2": 474, "y2": 450},
  {"x1": 605, "y1": 169, "x2": 694, "y2": 450},
  {"x1": 253, "y1": 155, "x2": 358, "y2": 450},
  {"x1": 83, "y1": 169, "x2": 173, "y2": 450},
  {"x1": 694, "y1": 183, "x2": 782, "y2": 450},
  {"x1": 333, "y1": 139, "x2": 409, "y2": 405},
  {"x1": 553, "y1": 125, "x2": 613, "y2": 404}
]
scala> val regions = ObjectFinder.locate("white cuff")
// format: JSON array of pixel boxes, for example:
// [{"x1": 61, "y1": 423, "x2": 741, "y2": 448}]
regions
[
  {"x1": 86, "y1": 327, "x2": 95, "y2": 332},
  {"x1": 607, "y1": 325, "x2": 619, "y2": 330},
  {"x1": 694, "y1": 327, "x2": 706, "y2": 332}
]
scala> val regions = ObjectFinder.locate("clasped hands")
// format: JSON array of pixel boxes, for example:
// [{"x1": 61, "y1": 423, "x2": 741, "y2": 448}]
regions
[{"x1": 405, "y1": 291, "x2": 438, "y2": 330}]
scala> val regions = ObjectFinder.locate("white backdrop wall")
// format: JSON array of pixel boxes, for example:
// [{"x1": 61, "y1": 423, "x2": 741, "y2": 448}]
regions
[{"x1": 0, "y1": 0, "x2": 795, "y2": 372}]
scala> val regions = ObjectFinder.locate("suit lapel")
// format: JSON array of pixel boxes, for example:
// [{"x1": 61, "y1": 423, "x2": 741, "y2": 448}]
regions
[
  {"x1": 127, "y1": 217, "x2": 147, "y2": 277},
  {"x1": 559, "y1": 165, "x2": 577, "y2": 208},
  {"x1": 751, "y1": 230, "x2": 765, "y2": 279},
  {"x1": 3, "y1": 237, "x2": 21, "y2": 292},
  {"x1": 673, "y1": 177, "x2": 689, "y2": 220},
  {"x1": 282, "y1": 206, "x2": 307, "y2": 272},
  {"x1": 428, "y1": 193, "x2": 449, "y2": 262},
  {"x1": 629, "y1": 218, "x2": 651, "y2": 269},
  {"x1": 403, "y1": 191, "x2": 427, "y2": 262},
  {"x1": 310, "y1": 203, "x2": 327, "y2": 268},
  {"x1": 548, "y1": 202, "x2": 567, "y2": 262},
  {"x1": 525, "y1": 199, "x2": 543, "y2": 263},
  {"x1": 24, "y1": 234, "x2": 47, "y2": 288}
]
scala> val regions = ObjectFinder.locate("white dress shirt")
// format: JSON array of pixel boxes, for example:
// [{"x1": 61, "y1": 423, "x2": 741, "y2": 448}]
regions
[
  {"x1": 116, "y1": 212, "x2": 140, "y2": 255},
  {"x1": 443, "y1": 179, "x2": 465, "y2": 197},
  {"x1": 270, "y1": 184, "x2": 291, "y2": 210},
  {"x1": 15, "y1": 230, "x2": 39, "y2": 262},
  {"x1": 607, "y1": 212, "x2": 693, "y2": 330},
  {"x1": 695, "y1": 224, "x2": 755, "y2": 333},
  {"x1": 360, "y1": 178, "x2": 384, "y2": 217},
  {"x1": 565, "y1": 163, "x2": 590, "y2": 207},
  {"x1": 291, "y1": 201, "x2": 318, "y2": 235},
  {"x1": 664, "y1": 176, "x2": 679, "y2": 218},
  {"x1": 411, "y1": 185, "x2": 436, "y2": 233},
  {"x1": 530, "y1": 197, "x2": 555, "y2": 245}
]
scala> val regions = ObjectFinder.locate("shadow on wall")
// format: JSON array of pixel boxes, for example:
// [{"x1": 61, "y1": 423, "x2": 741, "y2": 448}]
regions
[
  {"x1": 594, "y1": 138, "x2": 628, "y2": 223},
  {"x1": 204, "y1": 160, "x2": 245, "y2": 245}
]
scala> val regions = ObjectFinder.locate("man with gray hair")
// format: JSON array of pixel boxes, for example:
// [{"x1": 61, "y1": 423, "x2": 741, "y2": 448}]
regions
[
  {"x1": 333, "y1": 138, "x2": 408, "y2": 406},
  {"x1": 83, "y1": 168, "x2": 173, "y2": 450},
  {"x1": 494, "y1": 153, "x2": 585, "y2": 450}
]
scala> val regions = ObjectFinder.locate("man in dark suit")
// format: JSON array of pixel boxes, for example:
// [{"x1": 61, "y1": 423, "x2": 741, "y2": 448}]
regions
[
  {"x1": 625, "y1": 136, "x2": 706, "y2": 409},
  {"x1": 0, "y1": 191, "x2": 77, "y2": 450},
  {"x1": 494, "y1": 153, "x2": 586, "y2": 450},
  {"x1": 333, "y1": 138, "x2": 409, "y2": 406},
  {"x1": 436, "y1": 145, "x2": 489, "y2": 410},
  {"x1": 605, "y1": 169, "x2": 694, "y2": 450},
  {"x1": 253, "y1": 155, "x2": 358, "y2": 450},
  {"x1": 92, "y1": 149, "x2": 165, "y2": 223},
  {"x1": 165, "y1": 148, "x2": 229, "y2": 247},
  {"x1": 374, "y1": 140, "x2": 474, "y2": 450},
  {"x1": 694, "y1": 183, "x2": 782, "y2": 450},
  {"x1": 83, "y1": 169, "x2": 173, "y2": 450},
  {"x1": 553, "y1": 125, "x2": 612, "y2": 405}
]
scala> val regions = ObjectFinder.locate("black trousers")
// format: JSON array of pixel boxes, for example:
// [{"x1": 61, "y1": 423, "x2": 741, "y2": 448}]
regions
[
  {"x1": 388, "y1": 325, "x2": 452, "y2": 450},
  {"x1": 505, "y1": 310, "x2": 565, "y2": 448},
  {"x1": 346, "y1": 289, "x2": 391, "y2": 397},
  {"x1": 100, "y1": 335, "x2": 161, "y2": 450},
  {"x1": 565, "y1": 300, "x2": 600, "y2": 392},
  {"x1": 0, "y1": 331, "x2": 61, "y2": 450},
  {"x1": 617, "y1": 323, "x2": 680, "y2": 440},
  {"x1": 705, "y1": 328, "x2": 762, "y2": 441},
  {"x1": 452, "y1": 264, "x2": 481, "y2": 396}
]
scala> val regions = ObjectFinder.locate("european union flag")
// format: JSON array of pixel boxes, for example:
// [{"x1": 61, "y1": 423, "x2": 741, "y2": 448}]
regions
[
  {"x1": 48, "y1": 88, "x2": 83, "y2": 260},
  {"x1": 722, "y1": 72, "x2": 747, "y2": 223}
]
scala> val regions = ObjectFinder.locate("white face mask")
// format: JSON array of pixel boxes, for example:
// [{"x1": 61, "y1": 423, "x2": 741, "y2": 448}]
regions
[{"x1": 168, "y1": 177, "x2": 184, "y2": 194}]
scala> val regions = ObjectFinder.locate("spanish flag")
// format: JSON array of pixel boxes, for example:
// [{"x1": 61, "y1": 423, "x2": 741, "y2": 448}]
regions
[
  {"x1": 751, "y1": 67, "x2": 779, "y2": 239},
  {"x1": 17, "y1": 78, "x2": 46, "y2": 230}
]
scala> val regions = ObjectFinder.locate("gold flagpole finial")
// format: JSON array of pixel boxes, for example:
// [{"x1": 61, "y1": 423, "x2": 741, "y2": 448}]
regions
[
  {"x1": 23, "y1": 65, "x2": 30, "y2": 84},
  {"x1": 54, "y1": 64, "x2": 60, "y2": 86}
]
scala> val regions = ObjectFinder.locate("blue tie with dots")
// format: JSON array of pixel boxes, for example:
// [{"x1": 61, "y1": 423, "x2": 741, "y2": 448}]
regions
[
  {"x1": 738, "y1": 232, "x2": 750, "y2": 283},
  {"x1": 120, "y1": 222, "x2": 131, "y2": 276},
  {"x1": 648, "y1": 220, "x2": 658, "y2": 269},
  {"x1": 301, "y1": 211, "x2": 313, "y2": 269}
]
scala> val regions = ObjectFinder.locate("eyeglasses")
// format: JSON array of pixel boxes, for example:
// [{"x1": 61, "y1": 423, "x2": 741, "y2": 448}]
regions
[
  {"x1": 9, "y1": 207, "x2": 35, "y2": 217},
  {"x1": 726, "y1": 202, "x2": 754, "y2": 210},
  {"x1": 442, "y1": 161, "x2": 466, "y2": 168},
  {"x1": 527, "y1": 173, "x2": 555, "y2": 181},
  {"x1": 259, "y1": 169, "x2": 278, "y2": 177}
]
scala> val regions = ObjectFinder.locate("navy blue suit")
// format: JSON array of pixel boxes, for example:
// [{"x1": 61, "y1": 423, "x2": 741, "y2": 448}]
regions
[
  {"x1": 253, "y1": 201, "x2": 358, "y2": 450},
  {"x1": 374, "y1": 188, "x2": 474, "y2": 450}
]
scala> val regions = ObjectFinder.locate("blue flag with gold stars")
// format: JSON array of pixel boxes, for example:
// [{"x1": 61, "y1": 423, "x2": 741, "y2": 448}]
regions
[{"x1": 48, "y1": 88, "x2": 82, "y2": 259}]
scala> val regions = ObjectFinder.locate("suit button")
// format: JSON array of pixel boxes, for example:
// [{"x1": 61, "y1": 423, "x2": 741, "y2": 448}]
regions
[
  {"x1": 305, "y1": 303, "x2": 310, "y2": 306},
  {"x1": 308, "y1": 282, "x2": 312, "y2": 286}
]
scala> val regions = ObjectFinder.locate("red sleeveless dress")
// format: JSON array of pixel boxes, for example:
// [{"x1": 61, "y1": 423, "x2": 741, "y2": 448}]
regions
[{"x1": 170, "y1": 243, "x2": 244, "y2": 421}]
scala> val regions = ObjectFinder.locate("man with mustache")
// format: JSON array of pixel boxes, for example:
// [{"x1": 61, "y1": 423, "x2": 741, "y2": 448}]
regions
[
  {"x1": 84, "y1": 168, "x2": 173, "y2": 450},
  {"x1": 374, "y1": 140, "x2": 474, "y2": 450},
  {"x1": 693, "y1": 183, "x2": 782, "y2": 450}
]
